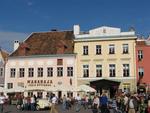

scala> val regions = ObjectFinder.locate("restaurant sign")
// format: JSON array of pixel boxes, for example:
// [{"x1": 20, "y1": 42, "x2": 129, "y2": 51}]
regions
[{"x1": 27, "y1": 80, "x2": 53, "y2": 87}]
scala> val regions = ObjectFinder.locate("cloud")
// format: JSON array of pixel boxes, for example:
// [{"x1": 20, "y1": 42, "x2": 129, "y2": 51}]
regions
[{"x1": 0, "y1": 31, "x2": 29, "y2": 52}]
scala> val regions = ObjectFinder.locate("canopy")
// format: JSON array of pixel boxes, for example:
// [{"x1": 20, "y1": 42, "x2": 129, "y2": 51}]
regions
[{"x1": 77, "y1": 85, "x2": 96, "y2": 92}]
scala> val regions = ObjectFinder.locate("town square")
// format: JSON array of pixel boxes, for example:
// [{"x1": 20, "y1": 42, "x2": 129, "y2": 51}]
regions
[{"x1": 0, "y1": 0, "x2": 150, "y2": 113}]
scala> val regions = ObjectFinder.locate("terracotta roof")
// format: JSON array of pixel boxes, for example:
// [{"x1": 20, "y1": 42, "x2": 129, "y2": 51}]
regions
[{"x1": 10, "y1": 31, "x2": 74, "y2": 56}]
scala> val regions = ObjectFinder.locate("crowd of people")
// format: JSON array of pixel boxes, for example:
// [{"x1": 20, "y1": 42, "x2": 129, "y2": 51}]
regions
[
  {"x1": 0, "y1": 91, "x2": 150, "y2": 113},
  {"x1": 91, "y1": 92, "x2": 150, "y2": 113}
]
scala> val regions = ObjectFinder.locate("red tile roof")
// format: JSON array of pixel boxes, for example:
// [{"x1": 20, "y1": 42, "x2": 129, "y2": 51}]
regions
[{"x1": 10, "y1": 31, "x2": 74, "y2": 56}]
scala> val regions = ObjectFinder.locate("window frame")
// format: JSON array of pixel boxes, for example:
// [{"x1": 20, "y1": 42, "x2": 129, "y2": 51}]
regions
[
  {"x1": 19, "y1": 68, "x2": 25, "y2": 78},
  {"x1": 123, "y1": 44, "x2": 129, "y2": 54},
  {"x1": 109, "y1": 64, "x2": 116, "y2": 77},
  {"x1": 96, "y1": 45, "x2": 101, "y2": 55},
  {"x1": 83, "y1": 46, "x2": 88, "y2": 55},
  {"x1": 109, "y1": 44, "x2": 115, "y2": 54},
  {"x1": 123, "y1": 64, "x2": 130, "y2": 77},
  {"x1": 96, "y1": 65, "x2": 102, "y2": 77},
  {"x1": 37, "y1": 67, "x2": 43, "y2": 77},
  {"x1": 83, "y1": 65, "x2": 89, "y2": 77},
  {"x1": 67, "y1": 67, "x2": 73, "y2": 77}
]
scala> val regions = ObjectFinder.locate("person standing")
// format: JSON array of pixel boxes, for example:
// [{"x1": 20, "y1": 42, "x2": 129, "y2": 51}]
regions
[
  {"x1": 62, "y1": 94, "x2": 67, "y2": 111},
  {"x1": 75, "y1": 94, "x2": 81, "y2": 112},
  {"x1": 50, "y1": 94, "x2": 58, "y2": 113},
  {"x1": 100, "y1": 93, "x2": 109, "y2": 113},
  {"x1": 92, "y1": 95, "x2": 99, "y2": 113},
  {"x1": 127, "y1": 96, "x2": 136, "y2": 113},
  {"x1": 30, "y1": 95, "x2": 35, "y2": 111},
  {"x1": 0, "y1": 94, "x2": 5, "y2": 113}
]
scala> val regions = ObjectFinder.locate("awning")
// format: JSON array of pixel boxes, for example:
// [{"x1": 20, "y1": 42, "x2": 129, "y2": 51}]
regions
[
  {"x1": 77, "y1": 84, "x2": 96, "y2": 92},
  {"x1": 90, "y1": 79, "x2": 120, "y2": 89}
]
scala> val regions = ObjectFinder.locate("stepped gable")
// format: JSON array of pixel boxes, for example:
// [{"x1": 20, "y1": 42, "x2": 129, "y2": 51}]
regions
[{"x1": 10, "y1": 31, "x2": 74, "y2": 56}]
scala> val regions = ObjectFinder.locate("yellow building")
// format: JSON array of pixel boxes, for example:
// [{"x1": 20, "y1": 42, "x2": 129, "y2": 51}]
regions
[{"x1": 73, "y1": 25, "x2": 137, "y2": 97}]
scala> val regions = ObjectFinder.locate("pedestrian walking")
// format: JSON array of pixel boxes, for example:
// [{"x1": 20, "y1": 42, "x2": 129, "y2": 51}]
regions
[{"x1": 50, "y1": 94, "x2": 58, "y2": 113}]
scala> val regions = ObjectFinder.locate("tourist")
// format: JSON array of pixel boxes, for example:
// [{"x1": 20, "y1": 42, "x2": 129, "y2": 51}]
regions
[
  {"x1": 75, "y1": 94, "x2": 81, "y2": 112},
  {"x1": 92, "y1": 95, "x2": 99, "y2": 113},
  {"x1": 50, "y1": 94, "x2": 58, "y2": 113}
]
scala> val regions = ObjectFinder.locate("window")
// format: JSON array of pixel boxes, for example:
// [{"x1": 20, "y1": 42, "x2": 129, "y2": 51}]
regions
[
  {"x1": 109, "y1": 44, "x2": 115, "y2": 54},
  {"x1": 123, "y1": 44, "x2": 129, "y2": 54},
  {"x1": 7, "y1": 83, "x2": 13, "y2": 89},
  {"x1": 28, "y1": 68, "x2": 34, "y2": 77},
  {"x1": 138, "y1": 50, "x2": 143, "y2": 61},
  {"x1": 57, "y1": 67, "x2": 63, "y2": 77},
  {"x1": 123, "y1": 64, "x2": 130, "y2": 77},
  {"x1": 38, "y1": 68, "x2": 43, "y2": 77},
  {"x1": 96, "y1": 45, "x2": 101, "y2": 55},
  {"x1": 0, "y1": 68, "x2": 3, "y2": 76},
  {"x1": 57, "y1": 59, "x2": 63, "y2": 65},
  {"x1": 19, "y1": 68, "x2": 25, "y2": 77},
  {"x1": 138, "y1": 67, "x2": 144, "y2": 77},
  {"x1": 67, "y1": 67, "x2": 73, "y2": 77},
  {"x1": 83, "y1": 46, "x2": 88, "y2": 55},
  {"x1": 109, "y1": 64, "x2": 115, "y2": 77},
  {"x1": 96, "y1": 65, "x2": 102, "y2": 77},
  {"x1": 83, "y1": 65, "x2": 89, "y2": 77},
  {"x1": 10, "y1": 68, "x2": 16, "y2": 78},
  {"x1": 47, "y1": 67, "x2": 53, "y2": 77}
]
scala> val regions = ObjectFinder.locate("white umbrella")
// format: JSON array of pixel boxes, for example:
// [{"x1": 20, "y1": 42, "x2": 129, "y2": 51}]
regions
[
  {"x1": 5, "y1": 86, "x2": 25, "y2": 93},
  {"x1": 77, "y1": 85, "x2": 96, "y2": 92},
  {"x1": 0, "y1": 87, "x2": 5, "y2": 92}
]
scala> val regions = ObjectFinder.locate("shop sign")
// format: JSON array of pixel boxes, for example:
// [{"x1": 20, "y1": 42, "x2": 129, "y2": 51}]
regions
[{"x1": 27, "y1": 80, "x2": 53, "y2": 86}]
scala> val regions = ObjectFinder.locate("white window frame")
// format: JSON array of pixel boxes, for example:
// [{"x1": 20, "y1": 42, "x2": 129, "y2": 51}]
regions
[
  {"x1": 83, "y1": 65, "x2": 89, "y2": 77},
  {"x1": 83, "y1": 46, "x2": 88, "y2": 55},
  {"x1": 123, "y1": 44, "x2": 129, "y2": 54},
  {"x1": 96, "y1": 65, "x2": 102, "y2": 77},
  {"x1": 123, "y1": 64, "x2": 130, "y2": 77}
]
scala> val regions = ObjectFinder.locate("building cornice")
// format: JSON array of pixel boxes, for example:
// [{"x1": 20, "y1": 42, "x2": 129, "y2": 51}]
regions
[{"x1": 74, "y1": 35, "x2": 137, "y2": 42}]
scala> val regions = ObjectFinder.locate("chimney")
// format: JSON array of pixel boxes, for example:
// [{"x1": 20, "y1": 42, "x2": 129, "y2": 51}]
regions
[
  {"x1": 73, "y1": 25, "x2": 80, "y2": 35},
  {"x1": 14, "y1": 40, "x2": 19, "y2": 51}
]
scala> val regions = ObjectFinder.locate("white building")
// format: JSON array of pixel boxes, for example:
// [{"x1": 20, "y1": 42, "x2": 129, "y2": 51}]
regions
[{"x1": 5, "y1": 31, "x2": 77, "y2": 98}]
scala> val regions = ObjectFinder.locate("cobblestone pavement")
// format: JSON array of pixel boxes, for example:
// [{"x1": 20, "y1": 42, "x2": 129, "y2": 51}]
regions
[{"x1": 2, "y1": 104, "x2": 92, "y2": 113}]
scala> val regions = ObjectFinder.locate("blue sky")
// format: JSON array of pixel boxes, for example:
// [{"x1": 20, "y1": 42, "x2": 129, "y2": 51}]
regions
[{"x1": 0, "y1": 0, "x2": 150, "y2": 52}]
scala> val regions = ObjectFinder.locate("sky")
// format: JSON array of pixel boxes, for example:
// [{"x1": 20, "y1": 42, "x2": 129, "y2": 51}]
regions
[{"x1": 0, "y1": 0, "x2": 150, "y2": 52}]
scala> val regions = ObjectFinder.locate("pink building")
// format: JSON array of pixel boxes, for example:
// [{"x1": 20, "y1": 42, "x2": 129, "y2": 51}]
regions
[{"x1": 136, "y1": 38, "x2": 150, "y2": 93}]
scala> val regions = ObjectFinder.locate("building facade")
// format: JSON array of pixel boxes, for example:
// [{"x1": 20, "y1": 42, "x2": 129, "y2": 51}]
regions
[
  {"x1": 5, "y1": 31, "x2": 77, "y2": 98},
  {"x1": 74, "y1": 25, "x2": 137, "y2": 96},
  {"x1": 136, "y1": 38, "x2": 150, "y2": 93},
  {"x1": 0, "y1": 49, "x2": 9, "y2": 87}
]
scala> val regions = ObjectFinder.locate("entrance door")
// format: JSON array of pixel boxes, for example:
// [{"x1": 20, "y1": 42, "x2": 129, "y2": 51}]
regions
[{"x1": 58, "y1": 91, "x2": 62, "y2": 99}]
